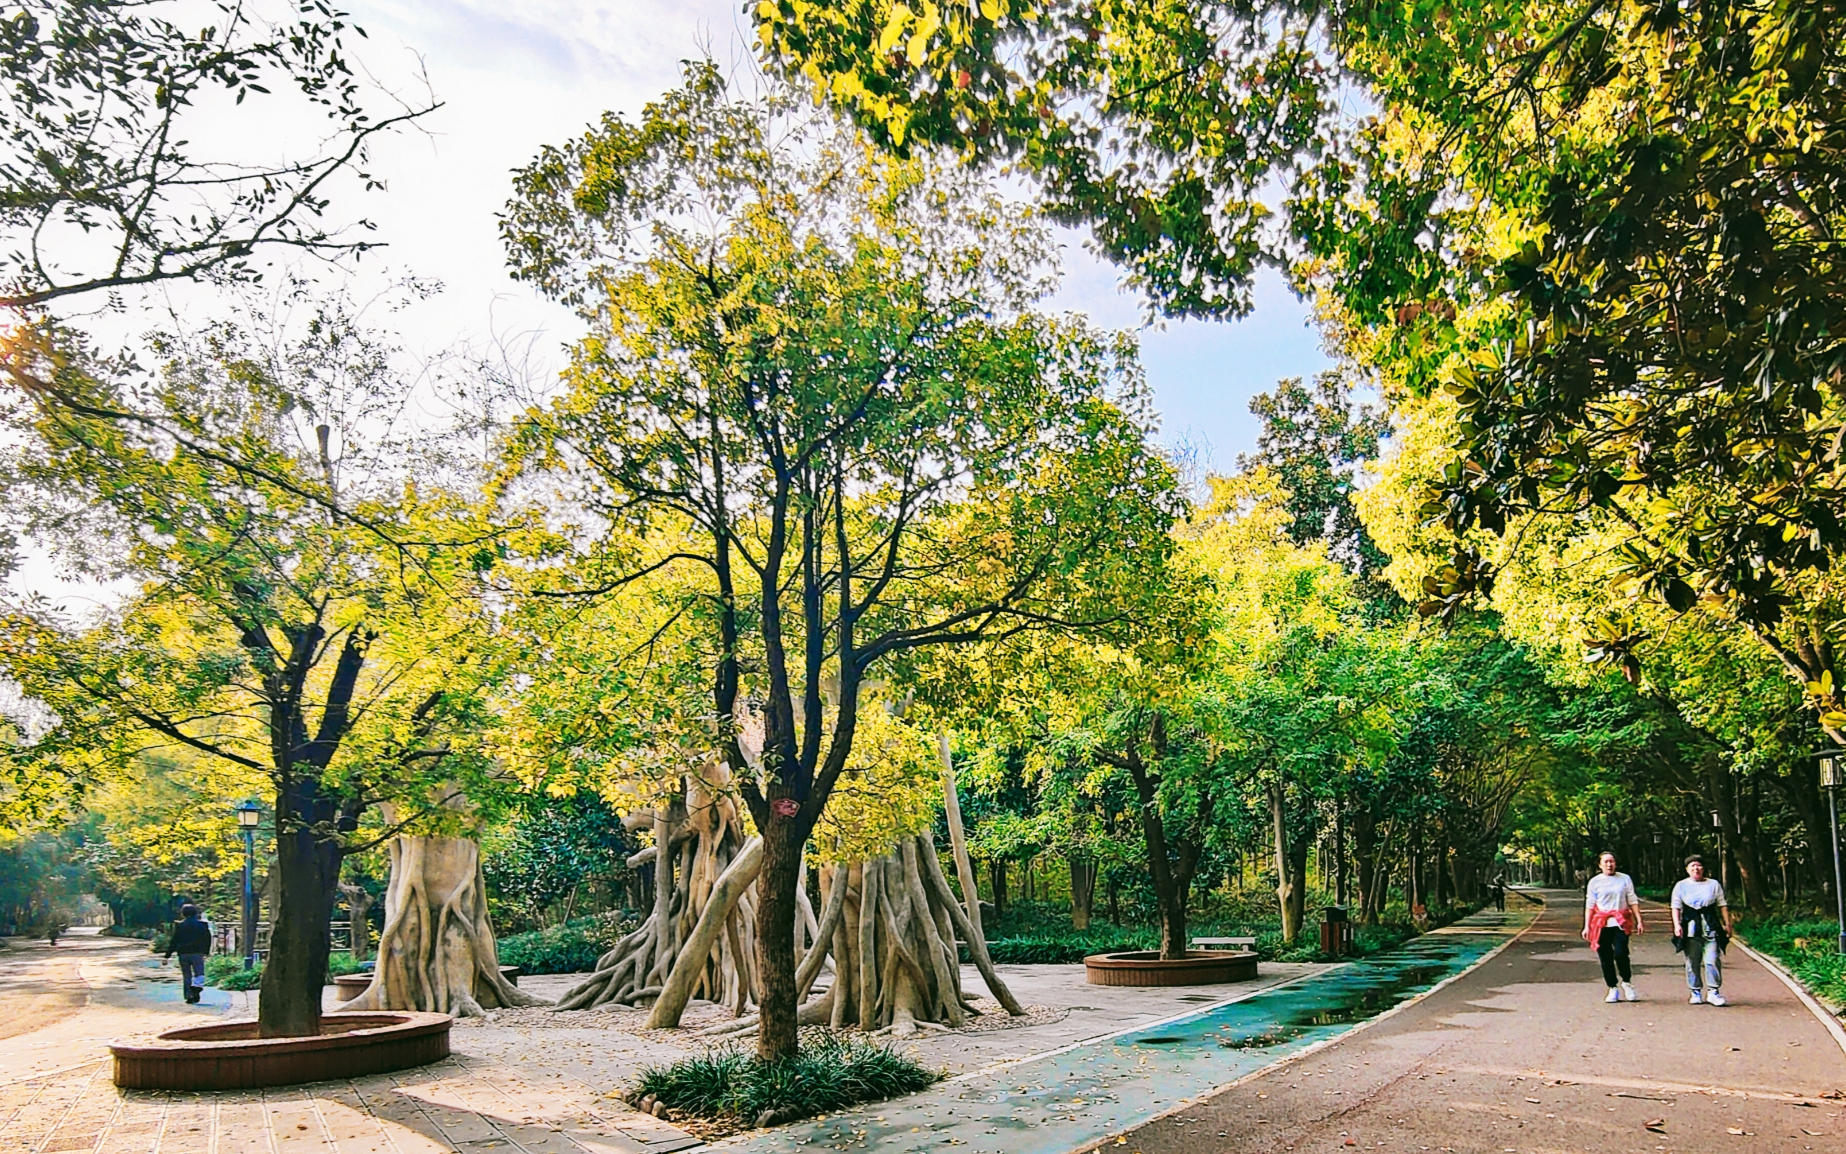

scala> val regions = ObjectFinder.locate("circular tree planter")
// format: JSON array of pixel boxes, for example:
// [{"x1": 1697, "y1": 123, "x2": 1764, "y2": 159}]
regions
[
  {"x1": 110, "y1": 1012, "x2": 452, "y2": 1090},
  {"x1": 1083, "y1": 950, "x2": 1258, "y2": 987}
]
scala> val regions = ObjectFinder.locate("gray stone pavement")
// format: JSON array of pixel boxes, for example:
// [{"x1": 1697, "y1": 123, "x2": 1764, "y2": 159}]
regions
[{"x1": 1110, "y1": 891, "x2": 1846, "y2": 1154}]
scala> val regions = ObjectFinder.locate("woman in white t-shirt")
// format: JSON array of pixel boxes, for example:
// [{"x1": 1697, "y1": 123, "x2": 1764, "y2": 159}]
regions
[
  {"x1": 1671, "y1": 854, "x2": 1731, "y2": 1006},
  {"x1": 1582, "y1": 851, "x2": 1643, "y2": 1002}
]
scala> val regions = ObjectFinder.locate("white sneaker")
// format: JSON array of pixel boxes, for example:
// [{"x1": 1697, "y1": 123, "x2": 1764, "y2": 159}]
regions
[
  {"x1": 1620, "y1": 982, "x2": 1638, "y2": 1001},
  {"x1": 1706, "y1": 990, "x2": 1727, "y2": 1006},
  {"x1": 1605, "y1": 988, "x2": 1622, "y2": 1003},
  {"x1": 1689, "y1": 991, "x2": 1703, "y2": 1004}
]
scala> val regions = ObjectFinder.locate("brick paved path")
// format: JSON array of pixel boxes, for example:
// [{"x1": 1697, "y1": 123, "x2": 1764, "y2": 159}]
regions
[{"x1": 0, "y1": 934, "x2": 696, "y2": 1154}]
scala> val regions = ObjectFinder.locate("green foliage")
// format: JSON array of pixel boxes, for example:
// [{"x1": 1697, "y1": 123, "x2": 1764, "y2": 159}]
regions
[
  {"x1": 497, "y1": 914, "x2": 638, "y2": 976},
  {"x1": 1238, "y1": 372, "x2": 1389, "y2": 579},
  {"x1": 755, "y1": 1, "x2": 1334, "y2": 318},
  {"x1": 632, "y1": 1034, "x2": 939, "y2": 1124},
  {"x1": 201, "y1": 951, "x2": 369, "y2": 992},
  {"x1": 482, "y1": 794, "x2": 634, "y2": 933},
  {"x1": 1738, "y1": 915, "x2": 1846, "y2": 1013}
]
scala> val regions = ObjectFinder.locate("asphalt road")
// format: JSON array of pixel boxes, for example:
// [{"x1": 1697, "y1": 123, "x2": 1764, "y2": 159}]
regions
[{"x1": 1106, "y1": 891, "x2": 1846, "y2": 1154}]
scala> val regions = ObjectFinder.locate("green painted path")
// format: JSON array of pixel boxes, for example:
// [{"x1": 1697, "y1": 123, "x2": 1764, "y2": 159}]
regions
[{"x1": 713, "y1": 903, "x2": 1539, "y2": 1154}]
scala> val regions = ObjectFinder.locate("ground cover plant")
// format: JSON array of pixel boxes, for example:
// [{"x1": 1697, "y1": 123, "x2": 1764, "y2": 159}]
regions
[
  {"x1": 629, "y1": 1034, "x2": 939, "y2": 1129},
  {"x1": 1737, "y1": 915, "x2": 1846, "y2": 1014}
]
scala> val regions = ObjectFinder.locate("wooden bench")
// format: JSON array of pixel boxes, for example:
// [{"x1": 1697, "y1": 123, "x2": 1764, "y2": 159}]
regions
[{"x1": 1190, "y1": 936, "x2": 1256, "y2": 951}]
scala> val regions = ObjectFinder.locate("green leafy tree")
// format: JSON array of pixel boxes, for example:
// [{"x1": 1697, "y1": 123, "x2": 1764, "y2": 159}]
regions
[
  {"x1": 0, "y1": 297, "x2": 505, "y2": 1036},
  {"x1": 1239, "y1": 371, "x2": 1389, "y2": 578},
  {"x1": 497, "y1": 65, "x2": 1182, "y2": 1058}
]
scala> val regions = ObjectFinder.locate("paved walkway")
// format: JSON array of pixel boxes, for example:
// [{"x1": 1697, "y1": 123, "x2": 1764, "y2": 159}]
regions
[
  {"x1": 715, "y1": 903, "x2": 1539, "y2": 1154},
  {"x1": 0, "y1": 929, "x2": 1325, "y2": 1154},
  {"x1": 6, "y1": 897, "x2": 1841, "y2": 1154},
  {"x1": 1110, "y1": 891, "x2": 1846, "y2": 1154}
]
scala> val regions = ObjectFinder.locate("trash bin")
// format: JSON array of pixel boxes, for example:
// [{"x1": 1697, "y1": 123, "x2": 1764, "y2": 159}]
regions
[{"x1": 1319, "y1": 906, "x2": 1355, "y2": 957}]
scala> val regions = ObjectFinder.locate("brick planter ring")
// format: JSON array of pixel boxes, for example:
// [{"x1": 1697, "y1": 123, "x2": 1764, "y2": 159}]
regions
[
  {"x1": 1083, "y1": 949, "x2": 1259, "y2": 987},
  {"x1": 109, "y1": 1012, "x2": 452, "y2": 1090}
]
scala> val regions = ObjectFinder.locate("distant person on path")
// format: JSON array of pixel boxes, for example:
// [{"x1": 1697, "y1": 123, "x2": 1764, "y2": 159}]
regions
[
  {"x1": 1671, "y1": 854, "x2": 1731, "y2": 1006},
  {"x1": 1582, "y1": 851, "x2": 1643, "y2": 1002},
  {"x1": 163, "y1": 904, "x2": 212, "y2": 1005},
  {"x1": 1490, "y1": 873, "x2": 1506, "y2": 912}
]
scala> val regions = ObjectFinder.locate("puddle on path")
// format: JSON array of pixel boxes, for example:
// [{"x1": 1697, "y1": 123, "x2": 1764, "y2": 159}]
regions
[{"x1": 720, "y1": 907, "x2": 1536, "y2": 1154}]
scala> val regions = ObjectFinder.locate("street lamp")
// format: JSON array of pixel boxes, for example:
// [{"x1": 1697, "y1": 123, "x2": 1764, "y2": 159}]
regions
[
  {"x1": 235, "y1": 800, "x2": 261, "y2": 971},
  {"x1": 1822, "y1": 755, "x2": 1846, "y2": 956}
]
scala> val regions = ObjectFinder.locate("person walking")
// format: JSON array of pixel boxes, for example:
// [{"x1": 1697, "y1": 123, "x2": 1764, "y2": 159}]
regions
[
  {"x1": 164, "y1": 903, "x2": 213, "y2": 1005},
  {"x1": 1582, "y1": 850, "x2": 1643, "y2": 1002},
  {"x1": 1490, "y1": 872, "x2": 1507, "y2": 912},
  {"x1": 1671, "y1": 854, "x2": 1732, "y2": 1006}
]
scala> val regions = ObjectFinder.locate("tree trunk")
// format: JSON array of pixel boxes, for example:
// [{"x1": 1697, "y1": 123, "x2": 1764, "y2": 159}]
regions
[
  {"x1": 647, "y1": 838, "x2": 763, "y2": 1028},
  {"x1": 1068, "y1": 856, "x2": 1096, "y2": 931},
  {"x1": 754, "y1": 815, "x2": 805, "y2": 1060},
  {"x1": 258, "y1": 778, "x2": 345, "y2": 1038},
  {"x1": 989, "y1": 858, "x2": 1007, "y2": 918},
  {"x1": 340, "y1": 833, "x2": 545, "y2": 1017},
  {"x1": 339, "y1": 882, "x2": 373, "y2": 962},
  {"x1": 703, "y1": 834, "x2": 1021, "y2": 1044},
  {"x1": 1334, "y1": 796, "x2": 1347, "y2": 908},
  {"x1": 1269, "y1": 782, "x2": 1306, "y2": 943}
]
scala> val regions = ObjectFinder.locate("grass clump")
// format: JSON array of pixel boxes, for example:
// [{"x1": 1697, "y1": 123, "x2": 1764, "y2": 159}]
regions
[{"x1": 631, "y1": 1034, "x2": 940, "y2": 1127}]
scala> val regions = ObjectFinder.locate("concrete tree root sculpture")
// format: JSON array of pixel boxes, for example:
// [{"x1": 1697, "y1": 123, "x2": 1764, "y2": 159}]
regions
[
  {"x1": 553, "y1": 781, "x2": 784, "y2": 1016},
  {"x1": 701, "y1": 834, "x2": 1023, "y2": 1040},
  {"x1": 338, "y1": 833, "x2": 546, "y2": 1018}
]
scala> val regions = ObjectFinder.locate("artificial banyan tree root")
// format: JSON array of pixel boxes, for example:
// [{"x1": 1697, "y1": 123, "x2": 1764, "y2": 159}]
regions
[
  {"x1": 338, "y1": 833, "x2": 547, "y2": 1019},
  {"x1": 553, "y1": 772, "x2": 795, "y2": 1018},
  {"x1": 703, "y1": 834, "x2": 1024, "y2": 1041}
]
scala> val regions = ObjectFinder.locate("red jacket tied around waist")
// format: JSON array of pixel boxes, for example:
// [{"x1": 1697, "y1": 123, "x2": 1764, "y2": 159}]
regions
[{"x1": 1586, "y1": 906, "x2": 1631, "y2": 952}]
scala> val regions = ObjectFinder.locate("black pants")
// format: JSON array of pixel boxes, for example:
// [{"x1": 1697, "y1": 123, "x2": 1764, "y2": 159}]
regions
[{"x1": 1596, "y1": 926, "x2": 1632, "y2": 987}]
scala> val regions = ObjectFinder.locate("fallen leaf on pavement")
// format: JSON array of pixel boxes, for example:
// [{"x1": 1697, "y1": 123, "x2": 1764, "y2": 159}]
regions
[
  {"x1": 1726, "y1": 1127, "x2": 1749, "y2": 1135},
  {"x1": 1643, "y1": 1119, "x2": 1666, "y2": 1133}
]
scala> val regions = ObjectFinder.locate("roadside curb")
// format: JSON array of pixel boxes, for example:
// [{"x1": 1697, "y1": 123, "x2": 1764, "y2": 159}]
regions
[
  {"x1": 1734, "y1": 938, "x2": 1846, "y2": 1060},
  {"x1": 1065, "y1": 898, "x2": 1546, "y2": 1154}
]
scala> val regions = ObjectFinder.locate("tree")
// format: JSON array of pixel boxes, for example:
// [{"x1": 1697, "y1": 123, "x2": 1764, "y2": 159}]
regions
[
  {"x1": 763, "y1": 1, "x2": 1846, "y2": 746},
  {"x1": 2, "y1": 0, "x2": 434, "y2": 311},
  {"x1": 1238, "y1": 372, "x2": 1388, "y2": 578},
  {"x1": 1308, "y1": 0, "x2": 1846, "y2": 741},
  {"x1": 1191, "y1": 472, "x2": 1413, "y2": 941},
  {"x1": 498, "y1": 65, "x2": 1182, "y2": 1058},
  {"x1": 0, "y1": 297, "x2": 505, "y2": 1036}
]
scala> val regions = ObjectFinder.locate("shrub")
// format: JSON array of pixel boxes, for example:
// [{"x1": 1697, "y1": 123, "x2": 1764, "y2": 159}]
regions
[
  {"x1": 632, "y1": 1034, "x2": 939, "y2": 1125},
  {"x1": 200, "y1": 950, "x2": 370, "y2": 992},
  {"x1": 499, "y1": 912, "x2": 636, "y2": 975},
  {"x1": 1738, "y1": 915, "x2": 1846, "y2": 1011},
  {"x1": 206, "y1": 954, "x2": 264, "y2": 990}
]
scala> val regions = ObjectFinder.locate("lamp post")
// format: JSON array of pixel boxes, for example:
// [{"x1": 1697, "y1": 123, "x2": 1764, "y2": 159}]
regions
[
  {"x1": 235, "y1": 800, "x2": 261, "y2": 971},
  {"x1": 1822, "y1": 755, "x2": 1846, "y2": 956}
]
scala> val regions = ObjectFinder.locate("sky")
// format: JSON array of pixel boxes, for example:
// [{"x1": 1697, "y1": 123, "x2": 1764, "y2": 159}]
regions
[{"x1": 329, "y1": 0, "x2": 1334, "y2": 472}]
